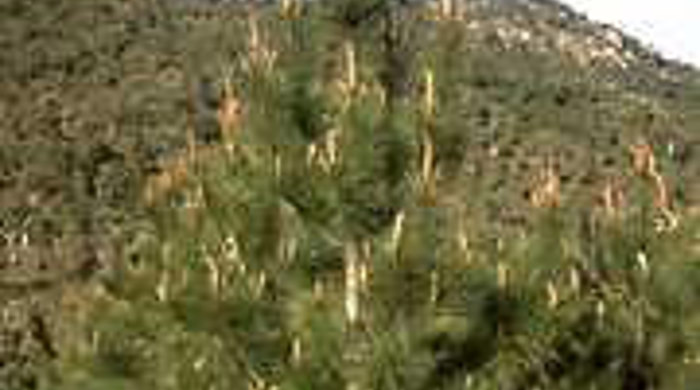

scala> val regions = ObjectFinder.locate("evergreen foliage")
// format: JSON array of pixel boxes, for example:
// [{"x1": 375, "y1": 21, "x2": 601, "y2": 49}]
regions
[{"x1": 1, "y1": 1, "x2": 699, "y2": 389}]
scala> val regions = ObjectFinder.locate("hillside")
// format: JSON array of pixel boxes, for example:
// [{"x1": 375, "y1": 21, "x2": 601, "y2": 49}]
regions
[{"x1": 1, "y1": 0, "x2": 699, "y2": 389}]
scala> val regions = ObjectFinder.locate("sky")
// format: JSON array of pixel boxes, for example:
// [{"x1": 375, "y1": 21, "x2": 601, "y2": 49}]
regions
[{"x1": 562, "y1": 0, "x2": 700, "y2": 66}]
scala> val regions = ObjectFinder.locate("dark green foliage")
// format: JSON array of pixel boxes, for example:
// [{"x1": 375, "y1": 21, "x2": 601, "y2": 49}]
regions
[
  {"x1": 327, "y1": 0, "x2": 390, "y2": 32},
  {"x1": 2, "y1": 1, "x2": 700, "y2": 390}
]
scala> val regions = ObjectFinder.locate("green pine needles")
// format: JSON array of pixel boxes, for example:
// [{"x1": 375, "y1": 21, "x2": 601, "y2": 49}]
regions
[{"x1": 3, "y1": 1, "x2": 699, "y2": 390}]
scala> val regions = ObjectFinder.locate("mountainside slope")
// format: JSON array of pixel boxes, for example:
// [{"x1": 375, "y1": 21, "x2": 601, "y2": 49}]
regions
[
  {"x1": 1, "y1": 0, "x2": 699, "y2": 389},
  {"x1": 2, "y1": 0, "x2": 700, "y2": 250}
]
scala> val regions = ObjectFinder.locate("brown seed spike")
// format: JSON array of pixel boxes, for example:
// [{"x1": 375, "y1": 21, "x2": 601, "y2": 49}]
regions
[
  {"x1": 280, "y1": 0, "x2": 301, "y2": 19},
  {"x1": 217, "y1": 91, "x2": 242, "y2": 153},
  {"x1": 629, "y1": 141, "x2": 655, "y2": 177},
  {"x1": 629, "y1": 140, "x2": 679, "y2": 231},
  {"x1": 440, "y1": 0, "x2": 454, "y2": 20},
  {"x1": 423, "y1": 68, "x2": 435, "y2": 120},
  {"x1": 600, "y1": 177, "x2": 626, "y2": 219},
  {"x1": 530, "y1": 160, "x2": 561, "y2": 209},
  {"x1": 143, "y1": 153, "x2": 190, "y2": 207}
]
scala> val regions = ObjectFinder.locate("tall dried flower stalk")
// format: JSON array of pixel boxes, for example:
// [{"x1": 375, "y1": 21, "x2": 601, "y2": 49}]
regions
[
  {"x1": 546, "y1": 281, "x2": 559, "y2": 308},
  {"x1": 346, "y1": 41, "x2": 357, "y2": 94},
  {"x1": 156, "y1": 243, "x2": 173, "y2": 302},
  {"x1": 313, "y1": 278, "x2": 324, "y2": 301},
  {"x1": 246, "y1": 11, "x2": 277, "y2": 73},
  {"x1": 310, "y1": 42, "x2": 356, "y2": 174},
  {"x1": 629, "y1": 141, "x2": 678, "y2": 231},
  {"x1": 440, "y1": 0, "x2": 454, "y2": 20},
  {"x1": 272, "y1": 146, "x2": 282, "y2": 181},
  {"x1": 456, "y1": 216, "x2": 473, "y2": 264},
  {"x1": 419, "y1": 68, "x2": 437, "y2": 203},
  {"x1": 430, "y1": 270, "x2": 439, "y2": 304},
  {"x1": 497, "y1": 262, "x2": 509, "y2": 288},
  {"x1": 143, "y1": 152, "x2": 191, "y2": 207},
  {"x1": 307, "y1": 128, "x2": 341, "y2": 173},
  {"x1": 423, "y1": 68, "x2": 435, "y2": 119},
  {"x1": 530, "y1": 159, "x2": 561, "y2": 208},
  {"x1": 334, "y1": 40, "x2": 358, "y2": 110},
  {"x1": 275, "y1": 202, "x2": 299, "y2": 265},
  {"x1": 419, "y1": 130, "x2": 437, "y2": 202},
  {"x1": 280, "y1": 0, "x2": 301, "y2": 19},
  {"x1": 291, "y1": 336, "x2": 302, "y2": 366},
  {"x1": 143, "y1": 144, "x2": 230, "y2": 208},
  {"x1": 218, "y1": 74, "x2": 243, "y2": 154},
  {"x1": 249, "y1": 11, "x2": 261, "y2": 61},
  {"x1": 203, "y1": 251, "x2": 222, "y2": 297},
  {"x1": 426, "y1": 0, "x2": 459, "y2": 21},
  {"x1": 569, "y1": 266, "x2": 581, "y2": 295},
  {"x1": 600, "y1": 177, "x2": 626, "y2": 219},
  {"x1": 342, "y1": 240, "x2": 371, "y2": 328},
  {"x1": 389, "y1": 210, "x2": 406, "y2": 260},
  {"x1": 198, "y1": 235, "x2": 241, "y2": 298},
  {"x1": 156, "y1": 271, "x2": 169, "y2": 302},
  {"x1": 344, "y1": 241, "x2": 360, "y2": 326},
  {"x1": 636, "y1": 250, "x2": 650, "y2": 276},
  {"x1": 209, "y1": 234, "x2": 243, "y2": 295},
  {"x1": 251, "y1": 271, "x2": 268, "y2": 299},
  {"x1": 359, "y1": 240, "x2": 371, "y2": 292}
]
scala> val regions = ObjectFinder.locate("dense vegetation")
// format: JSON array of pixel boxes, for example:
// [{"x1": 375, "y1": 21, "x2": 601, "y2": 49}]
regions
[{"x1": 1, "y1": 0, "x2": 699, "y2": 389}]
